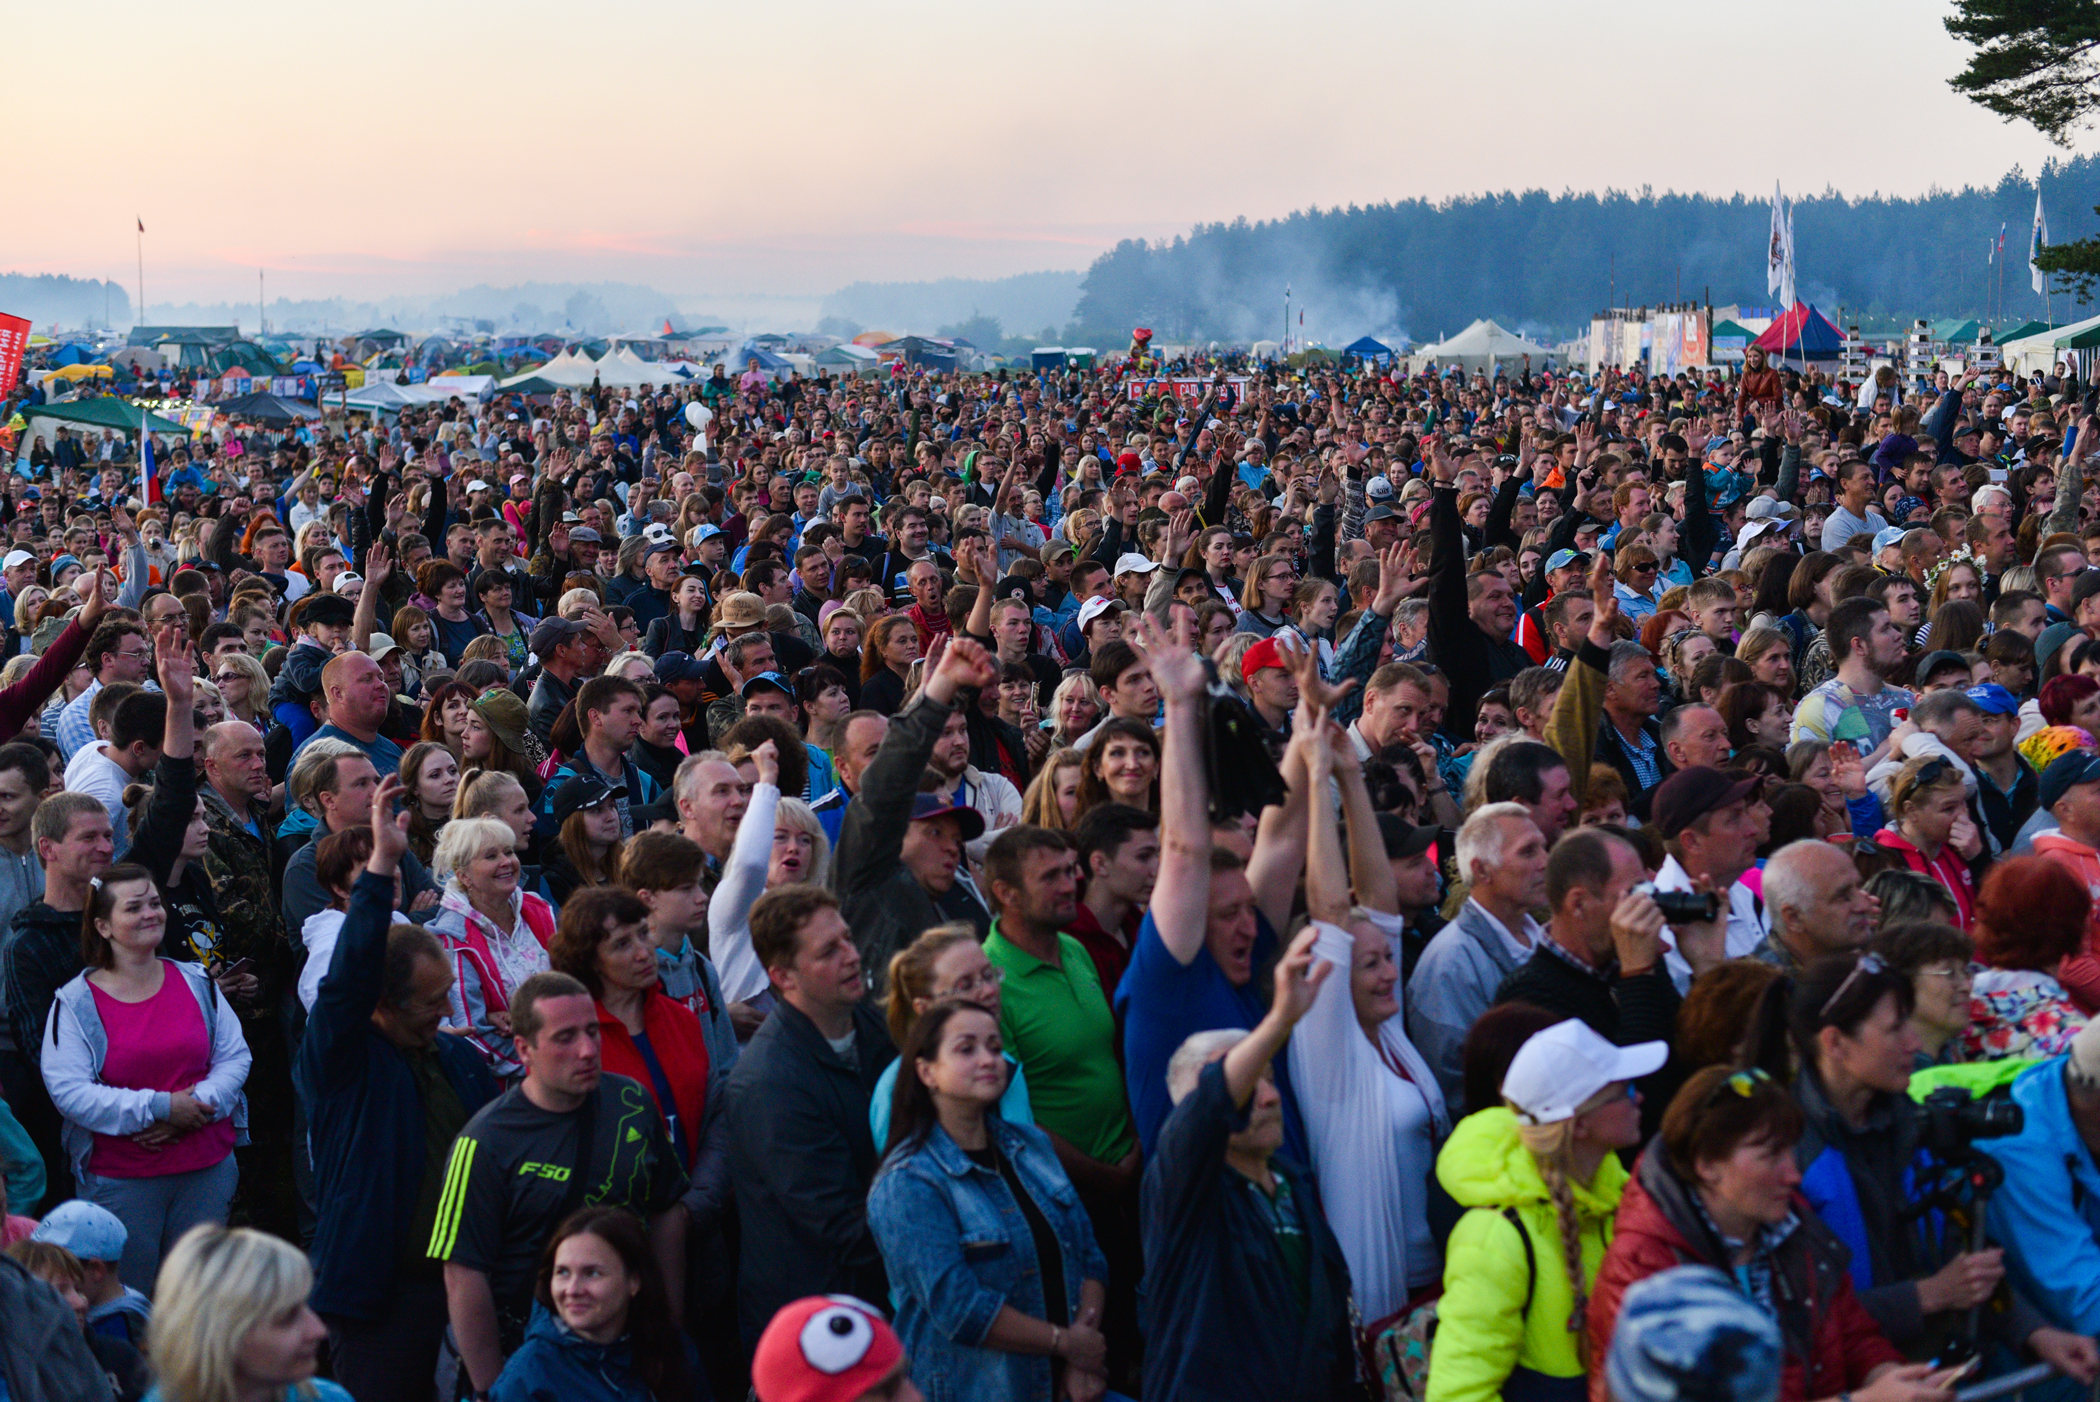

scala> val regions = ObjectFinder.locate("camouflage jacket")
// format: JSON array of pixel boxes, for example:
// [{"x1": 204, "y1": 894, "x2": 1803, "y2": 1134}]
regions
[{"x1": 199, "y1": 781, "x2": 290, "y2": 1001}]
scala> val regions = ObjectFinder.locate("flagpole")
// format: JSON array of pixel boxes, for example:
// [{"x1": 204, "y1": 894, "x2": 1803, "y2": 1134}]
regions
[{"x1": 135, "y1": 220, "x2": 144, "y2": 327}]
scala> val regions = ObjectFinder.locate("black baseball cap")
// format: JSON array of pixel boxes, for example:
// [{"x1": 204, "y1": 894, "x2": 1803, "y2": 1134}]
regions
[
  {"x1": 1652, "y1": 766, "x2": 1762, "y2": 840},
  {"x1": 1377, "y1": 814, "x2": 1440, "y2": 861}
]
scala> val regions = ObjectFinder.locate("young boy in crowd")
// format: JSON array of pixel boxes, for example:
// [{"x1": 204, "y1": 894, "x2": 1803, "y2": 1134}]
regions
[{"x1": 30, "y1": 1200, "x2": 150, "y2": 1348}]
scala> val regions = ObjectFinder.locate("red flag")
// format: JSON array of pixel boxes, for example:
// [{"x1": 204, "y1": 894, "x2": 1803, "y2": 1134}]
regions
[
  {"x1": 662, "y1": 318, "x2": 673, "y2": 336},
  {"x1": 0, "y1": 313, "x2": 29, "y2": 392}
]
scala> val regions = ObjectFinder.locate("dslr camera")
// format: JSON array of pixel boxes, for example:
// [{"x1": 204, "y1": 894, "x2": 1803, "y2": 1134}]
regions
[
  {"x1": 1632, "y1": 881, "x2": 1719, "y2": 925},
  {"x1": 1917, "y1": 1085, "x2": 2021, "y2": 1160}
]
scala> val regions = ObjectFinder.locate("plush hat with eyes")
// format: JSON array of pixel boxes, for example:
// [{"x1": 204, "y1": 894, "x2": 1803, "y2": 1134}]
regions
[{"x1": 753, "y1": 1296, "x2": 905, "y2": 1402}]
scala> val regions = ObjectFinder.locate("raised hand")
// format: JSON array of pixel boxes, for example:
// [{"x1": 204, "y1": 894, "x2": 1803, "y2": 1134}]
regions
[
  {"x1": 1371, "y1": 540, "x2": 1413, "y2": 616},
  {"x1": 931, "y1": 634, "x2": 1000, "y2": 693},
  {"x1": 365, "y1": 540, "x2": 393, "y2": 590},
  {"x1": 1128, "y1": 609, "x2": 1207, "y2": 704},
  {"x1": 369, "y1": 774, "x2": 410, "y2": 871},
  {"x1": 154, "y1": 621, "x2": 193, "y2": 704},
  {"x1": 1586, "y1": 551, "x2": 1620, "y2": 647},
  {"x1": 1271, "y1": 922, "x2": 1334, "y2": 1028},
  {"x1": 1285, "y1": 635, "x2": 1358, "y2": 711},
  {"x1": 751, "y1": 738, "x2": 780, "y2": 789}
]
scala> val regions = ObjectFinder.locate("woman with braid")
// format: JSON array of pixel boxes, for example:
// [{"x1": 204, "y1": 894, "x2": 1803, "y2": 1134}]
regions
[{"x1": 1425, "y1": 1019, "x2": 1656, "y2": 1402}]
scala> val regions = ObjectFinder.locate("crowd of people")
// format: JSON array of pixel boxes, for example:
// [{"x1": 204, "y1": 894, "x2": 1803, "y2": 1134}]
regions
[{"x1": 8, "y1": 337, "x2": 2100, "y2": 1402}]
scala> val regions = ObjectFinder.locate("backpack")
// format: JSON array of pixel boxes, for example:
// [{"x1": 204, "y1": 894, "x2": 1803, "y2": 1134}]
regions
[{"x1": 1365, "y1": 1206, "x2": 1536, "y2": 1402}]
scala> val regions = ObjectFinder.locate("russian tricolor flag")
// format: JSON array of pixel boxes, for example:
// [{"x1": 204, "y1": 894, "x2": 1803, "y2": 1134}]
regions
[{"x1": 139, "y1": 426, "x2": 159, "y2": 505}]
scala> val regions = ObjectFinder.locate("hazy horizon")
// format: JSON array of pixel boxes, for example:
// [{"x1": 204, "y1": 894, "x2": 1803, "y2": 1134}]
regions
[{"x1": 9, "y1": 0, "x2": 2093, "y2": 314}]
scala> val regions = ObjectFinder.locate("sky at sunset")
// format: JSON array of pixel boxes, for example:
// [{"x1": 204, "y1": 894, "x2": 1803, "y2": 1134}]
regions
[{"x1": 12, "y1": 0, "x2": 2090, "y2": 309}]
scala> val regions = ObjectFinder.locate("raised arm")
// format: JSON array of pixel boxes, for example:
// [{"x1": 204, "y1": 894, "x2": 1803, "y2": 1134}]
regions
[
  {"x1": 1127, "y1": 612, "x2": 1211, "y2": 965},
  {"x1": 351, "y1": 541, "x2": 390, "y2": 654},
  {"x1": 1335, "y1": 721, "x2": 1398, "y2": 914},
  {"x1": 1304, "y1": 719, "x2": 1350, "y2": 926}
]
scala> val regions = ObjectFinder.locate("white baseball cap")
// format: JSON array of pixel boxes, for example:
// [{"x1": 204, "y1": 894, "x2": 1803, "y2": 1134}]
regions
[
  {"x1": 1076, "y1": 595, "x2": 1126, "y2": 632},
  {"x1": 1500, "y1": 1019, "x2": 1666, "y2": 1125},
  {"x1": 1113, "y1": 552, "x2": 1160, "y2": 576},
  {"x1": 2, "y1": 550, "x2": 35, "y2": 570}
]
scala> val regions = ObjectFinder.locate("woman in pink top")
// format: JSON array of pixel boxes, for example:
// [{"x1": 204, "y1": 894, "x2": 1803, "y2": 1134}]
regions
[{"x1": 40, "y1": 862, "x2": 251, "y2": 1291}]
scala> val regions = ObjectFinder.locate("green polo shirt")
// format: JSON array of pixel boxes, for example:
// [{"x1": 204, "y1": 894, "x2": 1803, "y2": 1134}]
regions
[{"x1": 983, "y1": 922, "x2": 1137, "y2": 1165}]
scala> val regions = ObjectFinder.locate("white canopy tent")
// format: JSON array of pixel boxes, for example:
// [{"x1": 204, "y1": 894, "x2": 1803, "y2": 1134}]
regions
[
  {"x1": 341, "y1": 381, "x2": 418, "y2": 412},
  {"x1": 1999, "y1": 314, "x2": 2100, "y2": 377},
  {"x1": 1414, "y1": 319, "x2": 1555, "y2": 371}
]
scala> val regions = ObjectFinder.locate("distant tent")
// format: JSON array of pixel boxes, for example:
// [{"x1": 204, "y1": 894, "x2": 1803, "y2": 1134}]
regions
[
  {"x1": 214, "y1": 392, "x2": 320, "y2": 424},
  {"x1": 24, "y1": 399, "x2": 189, "y2": 436},
  {"x1": 1753, "y1": 303, "x2": 1844, "y2": 359},
  {"x1": 341, "y1": 381, "x2": 419, "y2": 413},
  {"x1": 50, "y1": 344, "x2": 98, "y2": 368},
  {"x1": 884, "y1": 336, "x2": 958, "y2": 371},
  {"x1": 1997, "y1": 320, "x2": 2054, "y2": 344},
  {"x1": 1343, "y1": 336, "x2": 1395, "y2": 363},
  {"x1": 1930, "y1": 319, "x2": 1982, "y2": 345},
  {"x1": 2002, "y1": 313, "x2": 2100, "y2": 374},
  {"x1": 1415, "y1": 319, "x2": 1553, "y2": 369},
  {"x1": 816, "y1": 343, "x2": 882, "y2": 375},
  {"x1": 737, "y1": 342, "x2": 793, "y2": 373}
]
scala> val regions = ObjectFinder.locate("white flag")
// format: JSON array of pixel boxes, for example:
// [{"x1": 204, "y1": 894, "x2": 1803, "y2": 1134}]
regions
[
  {"x1": 1781, "y1": 199, "x2": 1797, "y2": 310},
  {"x1": 2031, "y1": 188, "x2": 2050, "y2": 295},
  {"x1": 1767, "y1": 182, "x2": 1787, "y2": 299}
]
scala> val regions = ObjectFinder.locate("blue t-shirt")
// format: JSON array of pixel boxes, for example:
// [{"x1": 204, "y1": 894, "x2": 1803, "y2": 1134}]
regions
[{"x1": 1116, "y1": 909, "x2": 1285, "y2": 1156}]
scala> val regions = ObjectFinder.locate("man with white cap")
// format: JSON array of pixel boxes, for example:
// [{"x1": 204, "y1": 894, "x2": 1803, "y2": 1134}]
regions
[{"x1": 0, "y1": 548, "x2": 37, "y2": 618}]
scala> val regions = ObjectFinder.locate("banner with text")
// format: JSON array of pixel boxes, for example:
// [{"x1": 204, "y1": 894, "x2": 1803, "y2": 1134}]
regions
[{"x1": 0, "y1": 314, "x2": 29, "y2": 394}]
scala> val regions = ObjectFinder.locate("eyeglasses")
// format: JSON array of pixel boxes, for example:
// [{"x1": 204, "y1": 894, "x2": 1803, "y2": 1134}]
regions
[
  {"x1": 212, "y1": 672, "x2": 242, "y2": 685},
  {"x1": 1819, "y1": 952, "x2": 1887, "y2": 1019},
  {"x1": 938, "y1": 967, "x2": 1006, "y2": 999},
  {"x1": 1919, "y1": 962, "x2": 1975, "y2": 984}
]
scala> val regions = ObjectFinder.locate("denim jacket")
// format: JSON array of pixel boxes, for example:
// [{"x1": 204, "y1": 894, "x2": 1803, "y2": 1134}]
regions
[{"x1": 867, "y1": 1115, "x2": 1107, "y2": 1402}]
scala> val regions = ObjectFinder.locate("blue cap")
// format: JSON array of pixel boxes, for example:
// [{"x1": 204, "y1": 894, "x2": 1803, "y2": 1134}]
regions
[
  {"x1": 1965, "y1": 682, "x2": 2020, "y2": 716},
  {"x1": 1871, "y1": 525, "x2": 1908, "y2": 553},
  {"x1": 1545, "y1": 548, "x2": 1590, "y2": 574},
  {"x1": 654, "y1": 650, "x2": 706, "y2": 684},
  {"x1": 1606, "y1": 1266, "x2": 1780, "y2": 1402},
  {"x1": 695, "y1": 523, "x2": 724, "y2": 542},
  {"x1": 31, "y1": 1199, "x2": 127, "y2": 1261},
  {"x1": 50, "y1": 553, "x2": 80, "y2": 577},
  {"x1": 739, "y1": 670, "x2": 794, "y2": 698},
  {"x1": 2041, "y1": 750, "x2": 2100, "y2": 811}
]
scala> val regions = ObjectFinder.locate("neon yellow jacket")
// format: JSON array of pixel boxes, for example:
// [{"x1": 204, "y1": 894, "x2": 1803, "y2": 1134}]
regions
[{"x1": 1425, "y1": 1107, "x2": 1627, "y2": 1402}]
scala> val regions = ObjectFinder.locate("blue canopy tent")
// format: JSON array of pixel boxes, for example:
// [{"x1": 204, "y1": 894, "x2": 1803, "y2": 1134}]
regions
[
  {"x1": 1342, "y1": 336, "x2": 1394, "y2": 364},
  {"x1": 1753, "y1": 302, "x2": 1844, "y2": 365},
  {"x1": 737, "y1": 342, "x2": 792, "y2": 372}
]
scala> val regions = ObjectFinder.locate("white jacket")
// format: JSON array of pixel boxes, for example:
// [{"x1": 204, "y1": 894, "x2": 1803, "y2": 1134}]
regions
[{"x1": 41, "y1": 959, "x2": 250, "y2": 1183}]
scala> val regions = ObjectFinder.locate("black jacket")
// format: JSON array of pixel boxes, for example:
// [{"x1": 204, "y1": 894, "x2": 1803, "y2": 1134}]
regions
[
  {"x1": 297, "y1": 871, "x2": 498, "y2": 1321},
  {"x1": 832, "y1": 689, "x2": 989, "y2": 991},
  {"x1": 1139, "y1": 1058, "x2": 1358, "y2": 1402},
  {"x1": 723, "y1": 997, "x2": 896, "y2": 1339},
  {"x1": 1427, "y1": 483, "x2": 1532, "y2": 738}
]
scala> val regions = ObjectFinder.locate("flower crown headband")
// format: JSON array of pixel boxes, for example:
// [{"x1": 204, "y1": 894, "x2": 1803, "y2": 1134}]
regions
[{"x1": 1921, "y1": 544, "x2": 1979, "y2": 597}]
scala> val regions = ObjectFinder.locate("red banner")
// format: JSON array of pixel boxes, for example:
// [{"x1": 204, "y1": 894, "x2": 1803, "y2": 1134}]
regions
[{"x1": 0, "y1": 314, "x2": 27, "y2": 394}]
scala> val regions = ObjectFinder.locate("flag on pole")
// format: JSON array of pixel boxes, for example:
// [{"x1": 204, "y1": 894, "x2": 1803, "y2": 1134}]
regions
[
  {"x1": 138, "y1": 416, "x2": 158, "y2": 506},
  {"x1": 1767, "y1": 183, "x2": 1787, "y2": 299},
  {"x1": 1767, "y1": 183, "x2": 1797, "y2": 308},
  {"x1": 1781, "y1": 200, "x2": 1796, "y2": 310},
  {"x1": 2031, "y1": 188, "x2": 2050, "y2": 294},
  {"x1": 136, "y1": 217, "x2": 143, "y2": 233}
]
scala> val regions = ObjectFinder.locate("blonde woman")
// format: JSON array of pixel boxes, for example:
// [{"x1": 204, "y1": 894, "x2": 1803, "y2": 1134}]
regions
[
  {"x1": 147, "y1": 1223, "x2": 346, "y2": 1402},
  {"x1": 1871, "y1": 754, "x2": 1979, "y2": 929},
  {"x1": 707, "y1": 741, "x2": 833, "y2": 1004},
  {"x1": 1021, "y1": 748, "x2": 1084, "y2": 830},
  {"x1": 1427, "y1": 1019, "x2": 1653, "y2": 1402},
  {"x1": 210, "y1": 652, "x2": 271, "y2": 732},
  {"x1": 602, "y1": 650, "x2": 657, "y2": 685},
  {"x1": 427, "y1": 815, "x2": 556, "y2": 1079}
]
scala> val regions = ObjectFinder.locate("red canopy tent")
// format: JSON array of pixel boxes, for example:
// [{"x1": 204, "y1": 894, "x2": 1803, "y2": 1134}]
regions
[{"x1": 1753, "y1": 302, "x2": 1843, "y2": 359}]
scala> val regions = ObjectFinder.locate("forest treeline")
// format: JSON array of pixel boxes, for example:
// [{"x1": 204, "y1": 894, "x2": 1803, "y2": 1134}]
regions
[{"x1": 1066, "y1": 157, "x2": 2100, "y2": 347}]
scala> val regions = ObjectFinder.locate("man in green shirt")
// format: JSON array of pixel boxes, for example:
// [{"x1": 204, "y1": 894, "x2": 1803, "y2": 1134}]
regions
[{"x1": 982, "y1": 823, "x2": 1143, "y2": 1385}]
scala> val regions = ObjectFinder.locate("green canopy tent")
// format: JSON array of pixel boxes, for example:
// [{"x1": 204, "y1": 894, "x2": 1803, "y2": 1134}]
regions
[
  {"x1": 24, "y1": 399, "x2": 188, "y2": 435},
  {"x1": 1997, "y1": 321, "x2": 2054, "y2": 344},
  {"x1": 1930, "y1": 319, "x2": 1982, "y2": 345}
]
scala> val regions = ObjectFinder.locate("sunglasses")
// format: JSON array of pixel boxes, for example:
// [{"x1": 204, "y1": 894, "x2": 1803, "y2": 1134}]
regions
[
  {"x1": 1702, "y1": 1066, "x2": 1773, "y2": 1107},
  {"x1": 1819, "y1": 952, "x2": 1887, "y2": 1019}
]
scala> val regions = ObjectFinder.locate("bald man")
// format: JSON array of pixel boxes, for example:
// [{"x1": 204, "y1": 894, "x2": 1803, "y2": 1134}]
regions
[{"x1": 299, "y1": 652, "x2": 404, "y2": 776}]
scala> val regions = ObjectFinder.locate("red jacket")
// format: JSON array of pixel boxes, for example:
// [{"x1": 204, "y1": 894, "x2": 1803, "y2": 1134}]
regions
[
  {"x1": 1870, "y1": 828, "x2": 1976, "y2": 930},
  {"x1": 2035, "y1": 831, "x2": 2100, "y2": 1014},
  {"x1": 1589, "y1": 1147, "x2": 1902, "y2": 1402},
  {"x1": 594, "y1": 992, "x2": 711, "y2": 1172}
]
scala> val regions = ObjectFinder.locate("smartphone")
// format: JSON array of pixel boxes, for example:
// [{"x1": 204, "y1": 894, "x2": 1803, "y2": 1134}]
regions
[{"x1": 219, "y1": 957, "x2": 254, "y2": 979}]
